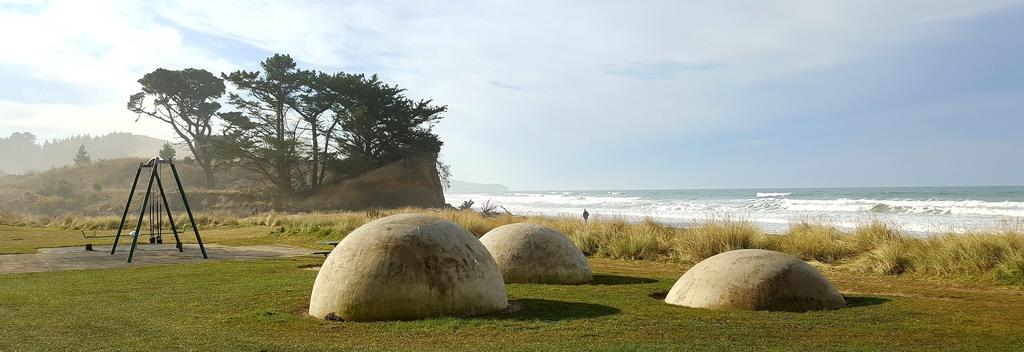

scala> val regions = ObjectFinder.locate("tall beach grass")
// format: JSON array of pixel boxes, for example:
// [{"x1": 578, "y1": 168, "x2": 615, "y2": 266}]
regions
[{"x1": 2, "y1": 209, "x2": 1022, "y2": 284}]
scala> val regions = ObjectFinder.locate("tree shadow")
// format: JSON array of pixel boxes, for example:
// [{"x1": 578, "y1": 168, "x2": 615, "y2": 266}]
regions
[
  {"x1": 844, "y1": 295, "x2": 890, "y2": 308},
  {"x1": 589, "y1": 274, "x2": 658, "y2": 285},
  {"x1": 479, "y1": 299, "x2": 620, "y2": 322}
]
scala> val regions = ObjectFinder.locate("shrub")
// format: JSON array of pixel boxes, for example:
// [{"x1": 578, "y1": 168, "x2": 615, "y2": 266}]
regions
[
  {"x1": 853, "y1": 240, "x2": 915, "y2": 275},
  {"x1": 994, "y1": 250, "x2": 1024, "y2": 284},
  {"x1": 438, "y1": 209, "x2": 515, "y2": 236},
  {"x1": 601, "y1": 224, "x2": 672, "y2": 260},
  {"x1": 849, "y1": 220, "x2": 904, "y2": 251},
  {"x1": 778, "y1": 222, "x2": 856, "y2": 263},
  {"x1": 269, "y1": 214, "x2": 363, "y2": 240},
  {"x1": 675, "y1": 218, "x2": 763, "y2": 264},
  {"x1": 911, "y1": 233, "x2": 1019, "y2": 276},
  {"x1": 545, "y1": 216, "x2": 601, "y2": 255}
]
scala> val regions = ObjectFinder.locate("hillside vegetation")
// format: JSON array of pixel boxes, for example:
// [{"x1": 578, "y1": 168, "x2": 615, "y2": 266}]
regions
[
  {"x1": 0, "y1": 132, "x2": 188, "y2": 174},
  {"x1": 0, "y1": 158, "x2": 263, "y2": 216}
]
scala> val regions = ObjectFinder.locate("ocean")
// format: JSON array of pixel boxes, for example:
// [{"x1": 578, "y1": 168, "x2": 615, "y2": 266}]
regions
[{"x1": 444, "y1": 186, "x2": 1024, "y2": 235}]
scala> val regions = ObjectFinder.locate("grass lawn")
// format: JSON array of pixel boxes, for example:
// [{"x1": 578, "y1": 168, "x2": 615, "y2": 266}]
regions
[{"x1": 1, "y1": 256, "x2": 1023, "y2": 351}]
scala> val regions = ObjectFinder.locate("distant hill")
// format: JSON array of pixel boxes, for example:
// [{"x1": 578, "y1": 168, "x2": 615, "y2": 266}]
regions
[
  {"x1": 0, "y1": 155, "x2": 439, "y2": 216},
  {"x1": 447, "y1": 180, "x2": 509, "y2": 193},
  {"x1": 0, "y1": 157, "x2": 263, "y2": 216},
  {"x1": 0, "y1": 132, "x2": 190, "y2": 174}
]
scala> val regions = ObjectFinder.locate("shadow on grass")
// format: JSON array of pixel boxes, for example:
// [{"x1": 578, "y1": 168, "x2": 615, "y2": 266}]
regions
[
  {"x1": 481, "y1": 298, "x2": 620, "y2": 321},
  {"x1": 589, "y1": 274, "x2": 658, "y2": 285},
  {"x1": 646, "y1": 292, "x2": 890, "y2": 310},
  {"x1": 844, "y1": 295, "x2": 890, "y2": 308},
  {"x1": 648, "y1": 290, "x2": 668, "y2": 300}
]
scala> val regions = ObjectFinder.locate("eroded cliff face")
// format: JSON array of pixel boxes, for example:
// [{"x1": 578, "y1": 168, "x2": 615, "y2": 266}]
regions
[{"x1": 297, "y1": 153, "x2": 446, "y2": 210}]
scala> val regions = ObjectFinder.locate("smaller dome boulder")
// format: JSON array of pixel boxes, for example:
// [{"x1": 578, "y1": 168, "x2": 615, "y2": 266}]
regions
[
  {"x1": 480, "y1": 223, "x2": 592, "y2": 284},
  {"x1": 665, "y1": 249, "x2": 845, "y2": 312},
  {"x1": 309, "y1": 214, "x2": 508, "y2": 321}
]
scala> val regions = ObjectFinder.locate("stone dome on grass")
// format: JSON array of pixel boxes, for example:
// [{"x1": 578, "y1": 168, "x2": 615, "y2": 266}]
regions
[
  {"x1": 665, "y1": 249, "x2": 845, "y2": 312},
  {"x1": 479, "y1": 223, "x2": 592, "y2": 284},
  {"x1": 308, "y1": 214, "x2": 508, "y2": 321}
]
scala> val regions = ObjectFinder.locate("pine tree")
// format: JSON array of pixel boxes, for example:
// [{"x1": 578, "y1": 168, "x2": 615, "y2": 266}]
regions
[
  {"x1": 159, "y1": 143, "x2": 177, "y2": 160},
  {"x1": 73, "y1": 145, "x2": 91, "y2": 165},
  {"x1": 129, "y1": 68, "x2": 224, "y2": 187}
]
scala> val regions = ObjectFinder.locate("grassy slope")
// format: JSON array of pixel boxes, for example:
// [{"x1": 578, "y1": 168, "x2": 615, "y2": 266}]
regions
[
  {"x1": 1, "y1": 257, "x2": 1022, "y2": 351},
  {"x1": 0, "y1": 158, "x2": 265, "y2": 217}
]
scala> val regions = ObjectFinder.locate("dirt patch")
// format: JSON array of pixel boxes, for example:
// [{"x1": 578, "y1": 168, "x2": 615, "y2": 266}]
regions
[
  {"x1": 290, "y1": 303, "x2": 314, "y2": 319},
  {"x1": 0, "y1": 244, "x2": 313, "y2": 274},
  {"x1": 297, "y1": 263, "x2": 322, "y2": 271}
]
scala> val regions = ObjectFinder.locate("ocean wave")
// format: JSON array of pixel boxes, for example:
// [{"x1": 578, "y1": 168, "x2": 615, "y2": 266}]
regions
[
  {"x1": 447, "y1": 192, "x2": 642, "y2": 207},
  {"x1": 448, "y1": 193, "x2": 1024, "y2": 218},
  {"x1": 444, "y1": 190, "x2": 1024, "y2": 234},
  {"x1": 775, "y1": 198, "x2": 1024, "y2": 217},
  {"x1": 756, "y1": 192, "x2": 792, "y2": 198}
]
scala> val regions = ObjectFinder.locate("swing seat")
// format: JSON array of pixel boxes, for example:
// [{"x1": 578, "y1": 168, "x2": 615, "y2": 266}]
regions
[
  {"x1": 82, "y1": 230, "x2": 119, "y2": 251},
  {"x1": 313, "y1": 241, "x2": 339, "y2": 256},
  {"x1": 81, "y1": 230, "x2": 118, "y2": 239}
]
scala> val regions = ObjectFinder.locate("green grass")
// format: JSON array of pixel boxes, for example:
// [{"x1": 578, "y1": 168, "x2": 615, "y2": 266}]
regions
[
  {"x1": 0, "y1": 225, "x2": 84, "y2": 254},
  {"x1": 0, "y1": 257, "x2": 1022, "y2": 351}
]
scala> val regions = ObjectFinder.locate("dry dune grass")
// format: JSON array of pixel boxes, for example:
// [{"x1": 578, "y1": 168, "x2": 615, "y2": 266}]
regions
[
  {"x1": 773, "y1": 221, "x2": 858, "y2": 263},
  {"x1": 674, "y1": 218, "x2": 764, "y2": 264},
  {"x1": 2, "y1": 209, "x2": 1023, "y2": 283}
]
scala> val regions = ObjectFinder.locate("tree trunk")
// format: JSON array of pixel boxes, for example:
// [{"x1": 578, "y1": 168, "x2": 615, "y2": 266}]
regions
[
  {"x1": 318, "y1": 137, "x2": 330, "y2": 185},
  {"x1": 275, "y1": 103, "x2": 292, "y2": 193},
  {"x1": 310, "y1": 128, "x2": 320, "y2": 190},
  {"x1": 202, "y1": 165, "x2": 216, "y2": 188}
]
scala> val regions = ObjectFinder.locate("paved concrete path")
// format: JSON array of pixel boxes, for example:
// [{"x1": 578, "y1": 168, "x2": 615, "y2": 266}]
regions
[{"x1": 0, "y1": 244, "x2": 313, "y2": 275}]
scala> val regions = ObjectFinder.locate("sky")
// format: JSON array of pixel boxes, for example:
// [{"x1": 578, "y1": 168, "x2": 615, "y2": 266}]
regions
[{"x1": 1, "y1": 0, "x2": 1022, "y2": 190}]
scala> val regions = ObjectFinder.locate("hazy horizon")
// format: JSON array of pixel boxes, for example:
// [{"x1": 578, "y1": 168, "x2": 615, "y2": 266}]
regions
[{"x1": 2, "y1": 1, "x2": 1023, "y2": 190}]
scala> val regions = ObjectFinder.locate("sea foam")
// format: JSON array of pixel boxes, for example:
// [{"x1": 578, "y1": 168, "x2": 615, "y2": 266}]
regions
[
  {"x1": 756, "y1": 192, "x2": 792, "y2": 198},
  {"x1": 445, "y1": 188, "x2": 1024, "y2": 235}
]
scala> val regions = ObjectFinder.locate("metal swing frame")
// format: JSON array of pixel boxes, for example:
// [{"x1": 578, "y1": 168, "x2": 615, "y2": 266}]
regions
[{"x1": 110, "y1": 157, "x2": 207, "y2": 263}]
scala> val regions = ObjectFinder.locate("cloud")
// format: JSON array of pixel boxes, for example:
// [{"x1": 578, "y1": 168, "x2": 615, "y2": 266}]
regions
[
  {"x1": 0, "y1": 0, "x2": 240, "y2": 140},
  {"x1": 487, "y1": 80, "x2": 523, "y2": 90},
  {"x1": 0, "y1": 99, "x2": 171, "y2": 141},
  {"x1": 1, "y1": 0, "x2": 1023, "y2": 188},
  {"x1": 604, "y1": 61, "x2": 725, "y2": 79}
]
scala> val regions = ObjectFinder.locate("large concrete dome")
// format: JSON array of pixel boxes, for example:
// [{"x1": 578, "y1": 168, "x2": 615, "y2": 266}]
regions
[
  {"x1": 309, "y1": 214, "x2": 508, "y2": 321},
  {"x1": 665, "y1": 249, "x2": 845, "y2": 312},
  {"x1": 479, "y1": 223, "x2": 592, "y2": 284}
]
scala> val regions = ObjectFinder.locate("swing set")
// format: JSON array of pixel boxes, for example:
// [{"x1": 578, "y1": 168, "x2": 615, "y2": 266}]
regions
[{"x1": 107, "y1": 157, "x2": 207, "y2": 263}]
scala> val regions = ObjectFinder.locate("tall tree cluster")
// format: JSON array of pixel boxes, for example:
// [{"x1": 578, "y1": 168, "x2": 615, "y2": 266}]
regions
[
  {"x1": 129, "y1": 54, "x2": 447, "y2": 194},
  {"x1": 128, "y1": 68, "x2": 224, "y2": 187}
]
